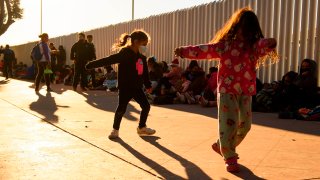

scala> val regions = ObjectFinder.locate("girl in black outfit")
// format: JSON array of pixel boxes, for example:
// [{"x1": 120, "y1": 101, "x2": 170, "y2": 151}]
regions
[{"x1": 86, "y1": 30, "x2": 156, "y2": 139}]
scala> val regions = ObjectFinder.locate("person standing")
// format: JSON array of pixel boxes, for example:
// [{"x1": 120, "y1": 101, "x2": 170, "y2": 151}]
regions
[
  {"x1": 34, "y1": 33, "x2": 52, "y2": 92},
  {"x1": 57, "y1": 45, "x2": 66, "y2": 71},
  {"x1": 86, "y1": 30, "x2": 156, "y2": 139},
  {"x1": 87, "y1": 35, "x2": 97, "y2": 87},
  {"x1": 49, "y1": 43, "x2": 58, "y2": 74},
  {"x1": 175, "y1": 8, "x2": 278, "y2": 172},
  {"x1": 70, "y1": 33, "x2": 91, "y2": 91},
  {"x1": 1, "y1": 45, "x2": 15, "y2": 80}
]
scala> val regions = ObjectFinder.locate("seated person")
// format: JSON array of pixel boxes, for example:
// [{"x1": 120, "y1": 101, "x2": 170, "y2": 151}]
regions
[
  {"x1": 63, "y1": 65, "x2": 74, "y2": 86},
  {"x1": 154, "y1": 58, "x2": 182, "y2": 95},
  {"x1": 199, "y1": 67, "x2": 218, "y2": 107},
  {"x1": 102, "y1": 66, "x2": 118, "y2": 92},
  {"x1": 186, "y1": 63, "x2": 206, "y2": 103},
  {"x1": 273, "y1": 71, "x2": 299, "y2": 112},
  {"x1": 175, "y1": 72, "x2": 192, "y2": 103},
  {"x1": 147, "y1": 56, "x2": 163, "y2": 90},
  {"x1": 295, "y1": 59, "x2": 318, "y2": 108},
  {"x1": 256, "y1": 81, "x2": 281, "y2": 112}
]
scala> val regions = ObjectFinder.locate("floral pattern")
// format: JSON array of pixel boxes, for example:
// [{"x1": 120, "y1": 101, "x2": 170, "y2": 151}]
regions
[{"x1": 181, "y1": 38, "x2": 274, "y2": 95}]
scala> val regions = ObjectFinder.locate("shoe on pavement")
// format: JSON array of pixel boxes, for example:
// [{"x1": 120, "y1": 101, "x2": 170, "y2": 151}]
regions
[
  {"x1": 108, "y1": 129, "x2": 119, "y2": 139},
  {"x1": 137, "y1": 126, "x2": 156, "y2": 135},
  {"x1": 211, "y1": 143, "x2": 222, "y2": 156},
  {"x1": 225, "y1": 156, "x2": 240, "y2": 173}
]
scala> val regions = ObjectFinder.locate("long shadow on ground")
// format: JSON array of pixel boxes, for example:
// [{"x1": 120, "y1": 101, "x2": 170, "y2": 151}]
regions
[
  {"x1": 111, "y1": 137, "x2": 185, "y2": 179},
  {"x1": 141, "y1": 136, "x2": 211, "y2": 180},
  {"x1": 153, "y1": 104, "x2": 320, "y2": 136},
  {"x1": 29, "y1": 92, "x2": 69, "y2": 123},
  {"x1": 79, "y1": 90, "x2": 141, "y2": 121}
]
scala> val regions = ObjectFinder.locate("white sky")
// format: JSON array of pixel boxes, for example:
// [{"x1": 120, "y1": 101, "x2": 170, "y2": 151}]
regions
[{"x1": 0, "y1": 0, "x2": 215, "y2": 46}]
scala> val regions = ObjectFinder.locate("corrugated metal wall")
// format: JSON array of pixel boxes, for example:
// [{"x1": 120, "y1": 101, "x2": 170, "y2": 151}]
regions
[{"x1": 12, "y1": 0, "x2": 320, "y2": 84}]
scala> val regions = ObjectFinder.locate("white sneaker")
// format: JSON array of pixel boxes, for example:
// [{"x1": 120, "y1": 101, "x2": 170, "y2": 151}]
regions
[
  {"x1": 108, "y1": 129, "x2": 119, "y2": 139},
  {"x1": 137, "y1": 127, "x2": 156, "y2": 135}
]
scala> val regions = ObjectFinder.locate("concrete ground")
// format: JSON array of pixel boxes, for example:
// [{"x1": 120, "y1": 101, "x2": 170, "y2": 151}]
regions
[{"x1": 0, "y1": 77, "x2": 319, "y2": 180}]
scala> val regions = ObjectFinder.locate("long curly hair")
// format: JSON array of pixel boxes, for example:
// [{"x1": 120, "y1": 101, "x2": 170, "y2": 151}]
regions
[{"x1": 211, "y1": 7, "x2": 279, "y2": 68}]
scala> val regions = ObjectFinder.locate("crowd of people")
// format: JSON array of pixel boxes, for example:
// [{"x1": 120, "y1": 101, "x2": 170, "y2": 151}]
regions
[
  {"x1": 1, "y1": 7, "x2": 319, "y2": 173},
  {"x1": 145, "y1": 55, "x2": 320, "y2": 120},
  {"x1": 1, "y1": 35, "x2": 319, "y2": 118}
]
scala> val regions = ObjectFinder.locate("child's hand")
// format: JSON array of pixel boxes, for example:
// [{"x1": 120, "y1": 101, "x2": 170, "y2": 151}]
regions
[
  {"x1": 267, "y1": 38, "x2": 277, "y2": 49},
  {"x1": 174, "y1": 47, "x2": 183, "y2": 58},
  {"x1": 146, "y1": 88, "x2": 153, "y2": 94}
]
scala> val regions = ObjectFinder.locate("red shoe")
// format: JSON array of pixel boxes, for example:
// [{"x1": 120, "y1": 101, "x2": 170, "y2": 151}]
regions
[
  {"x1": 225, "y1": 157, "x2": 240, "y2": 173},
  {"x1": 211, "y1": 143, "x2": 222, "y2": 156}
]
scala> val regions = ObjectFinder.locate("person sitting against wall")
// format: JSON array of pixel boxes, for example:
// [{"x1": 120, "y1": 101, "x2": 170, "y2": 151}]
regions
[
  {"x1": 294, "y1": 58, "x2": 318, "y2": 109},
  {"x1": 147, "y1": 56, "x2": 163, "y2": 91},
  {"x1": 154, "y1": 58, "x2": 182, "y2": 96},
  {"x1": 175, "y1": 72, "x2": 192, "y2": 103},
  {"x1": 274, "y1": 71, "x2": 299, "y2": 112},
  {"x1": 183, "y1": 60, "x2": 207, "y2": 104},
  {"x1": 199, "y1": 67, "x2": 218, "y2": 107}
]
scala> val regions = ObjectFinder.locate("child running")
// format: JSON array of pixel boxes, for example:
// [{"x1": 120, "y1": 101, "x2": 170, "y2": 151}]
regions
[
  {"x1": 86, "y1": 30, "x2": 156, "y2": 139},
  {"x1": 175, "y1": 7, "x2": 278, "y2": 172}
]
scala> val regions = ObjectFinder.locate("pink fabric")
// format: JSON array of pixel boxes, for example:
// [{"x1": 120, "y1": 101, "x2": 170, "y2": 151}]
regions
[
  {"x1": 207, "y1": 72, "x2": 218, "y2": 92},
  {"x1": 181, "y1": 38, "x2": 275, "y2": 95},
  {"x1": 136, "y1": 58, "x2": 143, "y2": 75},
  {"x1": 164, "y1": 66, "x2": 182, "y2": 85}
]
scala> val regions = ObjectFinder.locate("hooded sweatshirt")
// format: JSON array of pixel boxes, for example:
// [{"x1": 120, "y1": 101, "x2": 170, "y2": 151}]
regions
[{"x1": 85, "y1": 47, "x2": 151, "y2": 90}]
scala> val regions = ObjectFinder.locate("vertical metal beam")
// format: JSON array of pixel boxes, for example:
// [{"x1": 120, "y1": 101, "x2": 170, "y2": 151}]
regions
[
  {"x1": 40, "y1": 0, "x2": 42, "y2": 34},
  {"x1": 132, "y1": 0, "x2": 134, "y2": 20}
]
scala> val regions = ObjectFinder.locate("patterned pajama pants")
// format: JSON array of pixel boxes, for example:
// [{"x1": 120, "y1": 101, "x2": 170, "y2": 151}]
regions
[{"x1": 216, "y1": 93, "x2": 252, "y2": 159}]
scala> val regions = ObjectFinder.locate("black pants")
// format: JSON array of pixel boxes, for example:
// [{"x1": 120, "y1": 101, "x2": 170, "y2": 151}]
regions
[
  {"x1": 113, "y1": 88, "x2": 150, "y2": 130},
  {"x1": 3, "y1": 61, "x2": 13, "y2": 79},
  {"x1": 154, "y1": 77, "x2": 172, "y2": 95},
  {"x1": 35, "y1": 61, "x2": 51, "y2": 89},
  {"x1": 73, "y1": 62, "x2": 88, "y2": 88}
]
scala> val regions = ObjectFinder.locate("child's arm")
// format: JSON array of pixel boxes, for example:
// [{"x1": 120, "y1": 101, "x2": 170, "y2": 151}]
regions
[
  {"x1": 255, "y1": 38, "x2": 277, "y2": 56},
  {"x1": 142, "y1": 57, "x2": 152, "y2": 90},
  {"x1": 85, "y1": 52, "x2": 123, "y2": 70},
  {"x1": 175, "y1": 42, "x2": 224, "y2": 60}
]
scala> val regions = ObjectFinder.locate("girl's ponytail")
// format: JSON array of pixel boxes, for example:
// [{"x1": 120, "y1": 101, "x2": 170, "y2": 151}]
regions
[
  {"x1": 112, "y1": 33, "x2": 131, "y2": 51},
  {"x1": 112, "y1": 29, "x2": 150, "y2": 51}
]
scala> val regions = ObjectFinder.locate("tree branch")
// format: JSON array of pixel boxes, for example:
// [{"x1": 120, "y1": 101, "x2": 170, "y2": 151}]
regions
[
  {"x1": 0, "y1": 0, "x2": 22, "y2": 37},
  {"x1": 0, "y1": 0, "x2": 5, "y2": 28},
  {"x1": 0, "y1": 0, "x2": 14, "y2": 36}
]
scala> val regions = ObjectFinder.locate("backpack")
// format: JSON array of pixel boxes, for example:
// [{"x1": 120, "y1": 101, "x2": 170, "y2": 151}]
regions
[{"x1": 31, "y1": 44, "x2": 42, "y2": 61}]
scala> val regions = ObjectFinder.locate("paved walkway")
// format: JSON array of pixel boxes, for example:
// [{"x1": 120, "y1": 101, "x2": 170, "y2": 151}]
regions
[{"x1": 0, "y1": 77, "x2": 319, "y2": 179}]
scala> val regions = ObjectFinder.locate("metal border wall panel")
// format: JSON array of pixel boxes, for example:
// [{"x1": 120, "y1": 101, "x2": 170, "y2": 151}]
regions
[{"x1": 11, "y1": 0, "x2": 319, "y2": 85}]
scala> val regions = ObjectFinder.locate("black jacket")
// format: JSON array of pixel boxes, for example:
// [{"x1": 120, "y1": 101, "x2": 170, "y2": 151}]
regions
[
  {"x1": 87, "y1": 42, "x2": 96, "y2": 61},
  {"x1": 2, "y1": 49, "x2": 15, "y2": 62},
  {"x1": 70, "y1": 40, "x2": 92, "y2": 63},
  {"x1": 86, "y1": 47, "x2": 151, "y2": 90}
]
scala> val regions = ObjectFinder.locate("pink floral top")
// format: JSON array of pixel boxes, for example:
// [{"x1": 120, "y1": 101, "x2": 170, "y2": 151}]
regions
[{"x1": 180, "y1": 39, "x2": 275, "y2": 95}]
